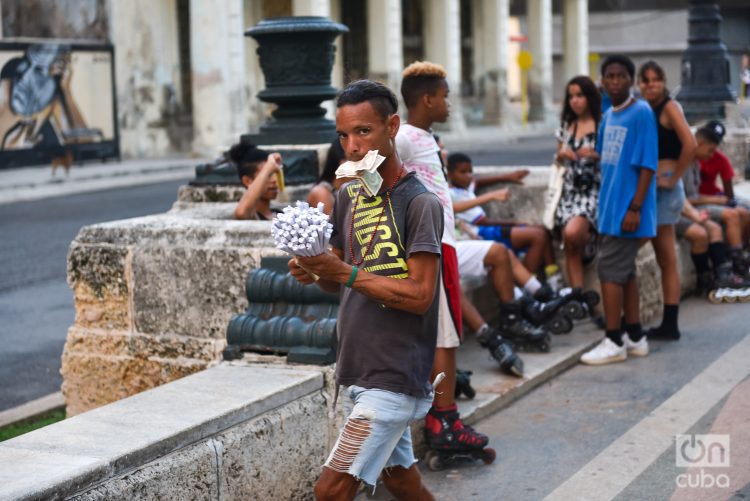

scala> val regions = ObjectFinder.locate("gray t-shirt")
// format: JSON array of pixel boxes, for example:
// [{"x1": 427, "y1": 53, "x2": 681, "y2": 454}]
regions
[{"x1": 329, "y1": 171, "x2": 443, "y2": 396}]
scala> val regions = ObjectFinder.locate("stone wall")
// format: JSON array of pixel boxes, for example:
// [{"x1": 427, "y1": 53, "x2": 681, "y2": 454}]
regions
[
  {"x1": 0, "y1": 364, "x2": 329, "y2": 501},
  {"x1": 471, "y1": 166, "x2": 691, "y2": 326},
  {"x1": 62, "y1": 205, "x2": 283, "y2": 415}
]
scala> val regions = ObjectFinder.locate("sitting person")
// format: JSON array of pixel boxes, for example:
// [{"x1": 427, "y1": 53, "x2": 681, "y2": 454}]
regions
[
  {"x1": 447, "y1": 152, "x2": 556, "y2": 278},
  {"x1": 307, "y1": 140, "x2": 347, "y2": 215},
  {"x1": 686, "y1": 126, "x2": 750, "y2": 277},
  {"x1": 231, "y1": 143, "x2": 283, "y2": 221},
  {"x1": 696, "y1": 121, "x2": 748, "y2": 207},
  {"x1": 456, "y1": 237, "x2": 551, "y2": 355},
  {"x1": 675, "y1": 199, "x2": 729, "y2": 296}
]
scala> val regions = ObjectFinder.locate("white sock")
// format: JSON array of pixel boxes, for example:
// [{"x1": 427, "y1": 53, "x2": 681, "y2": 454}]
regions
[
  {"x1": 524, "y1": 277, "x2": 542, "y2": 295},
  {"x1": 476, "y1": 323, "x2": 489, "y2": 336}
]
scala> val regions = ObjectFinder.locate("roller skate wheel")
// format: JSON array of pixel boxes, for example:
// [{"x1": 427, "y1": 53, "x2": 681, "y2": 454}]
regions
[
  {"x1": 582, "y1": 290, "x2": 601, "y2": 307},
  {"x1": 740, "y1": 294, "x2": 750, "y2": 303},
  {"x1": 547, "y1": 315, "x2": 573, "y2": 334},
  {"x1": 425, "y1": 450, "x2": 443, "y2": 471},
  {"x1": 481, "y1": 448, "x2": 497, "y2": 464},
  {"x1": 725, "y1": 295, "x2": 737, "y2": 303},
  {"x1": 708, "y1": 290, "x2": 721, "y2": 304},
  {"x1": 464, "y1": 385, "x2": 476, "y2": 399},
  {"x1": 564, "y1": 301, "x2": 586, "y2": 320}
]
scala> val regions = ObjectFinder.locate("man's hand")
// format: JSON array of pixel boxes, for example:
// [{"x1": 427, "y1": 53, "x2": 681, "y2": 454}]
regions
[
  {"x1": 295, "y1": 252, "x2": 348, "y2": 282},
  {"x1": 288, "y1": 257, "x2": 316, "y2": 285},
  {"x1": 697, "y1": 209, "x2": 710, "y2": 223},
  {"x1": 621, "y1": 209, "x2": 641, "y2": 233}
]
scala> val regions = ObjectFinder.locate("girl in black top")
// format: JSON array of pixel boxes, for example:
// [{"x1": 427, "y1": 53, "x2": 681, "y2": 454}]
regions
[
  {"x1": 554, "y1": 75, "x2": 601, "y2": 289},
  {"x1": 638, "y1": 60, "x2": 696, "y2": 340}
]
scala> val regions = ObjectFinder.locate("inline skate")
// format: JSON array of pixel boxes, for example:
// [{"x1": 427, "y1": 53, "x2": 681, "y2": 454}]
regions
[
  {"x1": 424, "y1": 405, "x2": 496, "y2": 471},
  {"x1": 707, "y1": 263, "x2": 750, "y2": 304},
  {"x1": 535, "y1": 285, "x2": 601, "y2": 321},
  {"x1": 454, "y1": 369, "x2": 476, "y2": 400},
  {"x1": 496, "y1": 301, "x2": 551, "y2": 353},
  {"x1": 476, "y1": 325, "x2": 525, "y2": 376},
  {"x1": 519, "y1": 292, "x2": 574, "y2": 334}
]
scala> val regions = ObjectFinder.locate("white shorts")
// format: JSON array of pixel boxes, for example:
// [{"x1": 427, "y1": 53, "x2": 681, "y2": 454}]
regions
[
  {"x1": 437, "y1": 271, "x2": 461, "y2": 349},
  {"x1": 456, "y1": 240, "x2": 494, "y2": 278}
]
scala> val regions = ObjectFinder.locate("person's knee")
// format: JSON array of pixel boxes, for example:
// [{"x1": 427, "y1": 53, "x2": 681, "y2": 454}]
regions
[
  {"x1": 485, "y1": 243, "x2": 510, "y2": 267},
  {"x1": 314, "y1": 472, "x2": 345, "y2": 501},
  {"x1": 563, "y1": 225, "x2": 585, "y2": 250},
  {"x1": 706, "y1": 221, "x2": 723, "y2": 242},
  {"x1": 684, "y1": 225, "x2": 708, "y2": 248},
  {"x1": 382, "y1": 465, "x2": 423, "y2": 499},
  {"x1": 722, "y1": 208, "x2": 740, "y2": 226}
]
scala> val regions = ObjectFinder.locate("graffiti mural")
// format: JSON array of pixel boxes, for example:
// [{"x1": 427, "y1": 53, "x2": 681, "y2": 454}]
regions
[{"x1": 0, "y1": 41, "x2": 119, "y2": 168}]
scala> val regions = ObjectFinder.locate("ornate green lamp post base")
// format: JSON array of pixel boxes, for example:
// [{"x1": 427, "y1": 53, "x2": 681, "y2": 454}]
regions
[{"x1": 676, "y1": 0, "x2": 735, "y2": 123}]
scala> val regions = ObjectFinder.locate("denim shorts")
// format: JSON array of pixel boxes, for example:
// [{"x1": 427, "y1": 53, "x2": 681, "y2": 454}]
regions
[
  {"x1": 656, "y1": 179, "x2": 685, "y2": 226},
  {"x1": 324, "y1": 385, "x2": 433, "y2": 487}
]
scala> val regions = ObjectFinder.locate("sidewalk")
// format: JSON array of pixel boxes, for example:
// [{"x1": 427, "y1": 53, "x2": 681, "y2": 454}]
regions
[
  {"x1": 455, "y1": 320, "x2": 601, "y2": 427},
  {"x1": 0, "y1": 156, "x2": 208, "y2": 205}
]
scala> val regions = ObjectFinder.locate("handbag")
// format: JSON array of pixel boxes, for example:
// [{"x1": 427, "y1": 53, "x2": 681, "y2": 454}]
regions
[{"x1": 543, "y1": 161, "x2": 565, "y2": 230}]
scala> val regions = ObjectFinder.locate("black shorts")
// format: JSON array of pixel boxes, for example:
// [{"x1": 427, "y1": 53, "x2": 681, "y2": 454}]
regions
[{"x1": 597, "y1": 235, "x2": 642, "y2": 285}]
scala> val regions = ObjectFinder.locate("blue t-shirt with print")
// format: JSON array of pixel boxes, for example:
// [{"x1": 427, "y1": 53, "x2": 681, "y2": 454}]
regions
[{"x1": 596, "y1": 99, "x2": 658, "y2": 238}]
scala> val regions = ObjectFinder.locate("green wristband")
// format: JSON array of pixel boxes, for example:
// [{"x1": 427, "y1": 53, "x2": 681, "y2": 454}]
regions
[{"x1": 345, "y1": 266, "x2": 358, "y2": 288}]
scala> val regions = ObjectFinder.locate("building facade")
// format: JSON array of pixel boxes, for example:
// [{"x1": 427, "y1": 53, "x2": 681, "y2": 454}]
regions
[{"x1": 0, "y1": 0, "x2": 748, "y2": 161}]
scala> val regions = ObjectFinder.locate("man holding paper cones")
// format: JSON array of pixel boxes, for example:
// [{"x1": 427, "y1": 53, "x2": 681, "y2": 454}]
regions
[{"x1": 289, "y1": 80, "x2": 441, "y2": 500}]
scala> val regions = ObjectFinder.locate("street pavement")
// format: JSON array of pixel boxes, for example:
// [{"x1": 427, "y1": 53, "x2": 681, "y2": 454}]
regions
[
  {"x1": 362, "y1": 298, "x2": 750, "y2": 500},
  {"x1": 0, "y1": 179, "x2": 190, "y2": 411}
]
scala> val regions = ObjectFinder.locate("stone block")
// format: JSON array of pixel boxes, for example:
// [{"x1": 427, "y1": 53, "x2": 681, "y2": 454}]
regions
[
  {"x1": 70, "y1": 441, "x2": 218, "y2": 501},
  {"x1": 61, "y1": 351, "x2": 207, "y2": 416},
  {"x1": 63, "y1": 327, "x2": 225, "y2": 361},
  {"x1": 67, "y1": 243, "x2": 131, "y2": 331},
  {"x1": 217, "y1": 392, "x2": 328, "y2": 500},
  {"x1": 132, "y1": 245, "x2": 257, "y2": 339}
]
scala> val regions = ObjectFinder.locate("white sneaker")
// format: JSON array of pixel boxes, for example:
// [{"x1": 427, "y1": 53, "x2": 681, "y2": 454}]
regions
[
  {"x1": 580, "y1": 337, "x2": 627, "y2": 365},
  {"x1": 623, "y1": 334, "x2": 649, "y2": 357}
]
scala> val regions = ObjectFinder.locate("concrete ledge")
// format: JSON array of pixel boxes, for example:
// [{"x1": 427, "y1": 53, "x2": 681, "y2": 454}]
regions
[{"x1": 0, "y1": 365, "x2": 323, "y2": 500}]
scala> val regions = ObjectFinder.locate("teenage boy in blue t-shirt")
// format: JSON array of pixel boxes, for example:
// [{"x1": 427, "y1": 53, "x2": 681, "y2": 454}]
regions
[{"x1": 581, "y1": 55, "x2": 658, "y2": 366}]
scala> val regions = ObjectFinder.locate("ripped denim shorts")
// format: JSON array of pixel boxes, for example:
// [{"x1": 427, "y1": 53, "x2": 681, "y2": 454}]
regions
[{"x1": 324, "y1": 384, "x2": 433, "y2": 487}]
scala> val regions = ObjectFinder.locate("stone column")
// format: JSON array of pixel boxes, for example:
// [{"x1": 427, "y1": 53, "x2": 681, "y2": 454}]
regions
[
  {"x1": 190, "y1": 0, "x2": 247, "y2": 155},
  {"x1": 474, "y1": 0, "x2": 511, "y2": 125},
  {"x1": 0, "y1": 1, "x2": 4, "y2": 38},
  {"x1": 367, "y1": 0, "x2": 403, "y2": 93},
  {"x1": 563, "y1": 0, "x2": 588, "y2": 81},
  {"x1": 527, "y1": 0, "x2": 555, "y2": 123},
  {"x1": 292, "y1": 0, "x2": 339, "y2": 119},
  {"x1": 424, "y1": 0, "x2": 466, "y2": 133},
  {"x1": 292, "y1": 0, "x2": 331, "y2": 16}
]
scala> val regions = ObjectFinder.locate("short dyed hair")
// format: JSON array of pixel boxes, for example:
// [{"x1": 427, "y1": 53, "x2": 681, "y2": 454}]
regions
[
  {"x1": 401, "y1": 61, "x2": 448, "y2": 108},
  {"x1": 601, "y1": 54, "x2": 635, "y2": 80},
  {"x1": 447, "y1": 152, "x2": 472, "y2": 172},
  {"x1": 336, "y1": 80, "x2": 398, "y2": 120}
]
